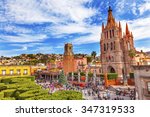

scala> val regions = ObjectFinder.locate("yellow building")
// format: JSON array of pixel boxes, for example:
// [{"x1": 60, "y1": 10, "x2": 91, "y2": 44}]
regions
[{"x1": 0, "y1": 65, "x2": 31, "y2": 78}]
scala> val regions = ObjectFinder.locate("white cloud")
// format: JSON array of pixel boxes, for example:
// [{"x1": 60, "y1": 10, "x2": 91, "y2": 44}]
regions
[
  {"x1": 0, "y1": 24, "x2": 32, "y2": 34},
  {"x1": 136, "y1": 47, "x2": 150, "y2": 52},
  {"x1": 0, "y1": 34, "x2": 47, "y2": 43},
  {"x1": 138, "y1": 1, "x2": 150, "y2": 15},
  {"x1": 115, "y1": 0, "x2": 150, "y2": 16},
  {"x1": 72, "y1": 25, "x2": 100, "y2": 45},
  {"x1": 49, "y1": 22, "x2": 90, "y2": 36},
  {"x1": 5, "y1": 0, "x2": 53, "y2": 23},
  {"x1": 33, "y1": 46, "x2": 53, "y2": 54},
  {"x1": 3, "y1": 0, "x2": 95, "y2": 24},
  {"x1": 120, "y1": 16, "x2": 150, "y2": 40}
]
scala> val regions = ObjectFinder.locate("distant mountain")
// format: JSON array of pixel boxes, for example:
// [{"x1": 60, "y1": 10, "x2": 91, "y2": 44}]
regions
[{"x1": 146, "y1": 51, "x2": 150, "y2": 55}]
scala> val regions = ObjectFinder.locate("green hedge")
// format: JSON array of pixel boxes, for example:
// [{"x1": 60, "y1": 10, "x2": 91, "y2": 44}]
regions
[
  {"x1": 80, "y1": 72, "x2": 85, "y2": 76},
  {"x1": 25, "y1": 95, "x2": 50, "y2": 100},
  {"x1": 0, "y1": 92, "x2": 4, "y2": 98},
  {"x1": 0, "y1": 76, "x2": 83, "y2": 100},
  {"x1": 1, "y1": 78, "x2": 12, "y2": 84},
  {"x1": 3, "y1": 89, "x2": 16, "y2": 97},
  {"x1": 0, "y1": 83, "x2": 7, "y2": 91},
  {"x1": 99, "y1": 73, "x2": 118, "y2": 80},
  {"x1": 50, "y1": 90, "x2": 82, "y2": 100},
  {"x1": 88, "y1": 72, "x2": 93, "y2": 77},
  {"x1": 107, "y1": 73, "x2": 118, "y2": 80},
  {"x1": 18, "y1": 89, "x2": 48, "y2": 100},
  {"x1": 1, "y1": 97, "x2": 15, "y2": 100}
]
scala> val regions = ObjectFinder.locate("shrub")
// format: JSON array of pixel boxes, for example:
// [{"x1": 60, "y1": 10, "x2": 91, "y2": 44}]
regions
[
  {"x1": 107, "y1": 73, "x2": 118, "y2": 80},
  {"x1": 11, "y1": 78, "x2": 31, "y2": 84},
  {"x1": 88, "y1": 72, "x2": 93, "y2": 77},
  {"x1": 74, "y1": 72, "x2": 78, "y2": 76},
  {"x1": 26, "y1": 76, "x2": 35, "y2": 81},
  {"x1": 1, "y1": 97, "x2": 15, "y2": 100},
  {"x1": 13, "y1": 91, "x2": 20, "y2": 100},
  {"x1": 17, "y1": 87, "x2": 31, "y2": 94},
  {"x1": 0, "y1": 83, "x2": 7, "y2": 91},
  {"x1": 3, "y1": 89, "x2": 16, "y2": 97},
  {"x1": 80, "y1": 72, "x2": 85, "y2": 76},
  {"x1": 7, "y1": 84, "x2": 19, "y2": 89},
  {"x1": 0, "y1": 92, "x2": 4, "y2": 99},
  {"x1": 1, "y1": 78, "x2": 12, "y2": 84},
  {"x1": 50, "y1": 90, "x2": 82, "y2": 100},
  {"x1": 18, "y1": 89, "x2": 48, "y2": 100},
  {"x1": 26, "y1": 95, "x2": 50, "y2": 100},
  {"x1": 129, "y1": 73, "x2": 134, "y2": 79},
  {"x1": 18, "y1": 92, "x2": 35, "y2": 100}
]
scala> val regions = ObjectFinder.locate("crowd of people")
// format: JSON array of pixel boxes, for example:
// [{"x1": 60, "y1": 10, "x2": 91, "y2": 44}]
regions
[{"x1": 35, "y1": 78, "x2": 136, "y2": 100}]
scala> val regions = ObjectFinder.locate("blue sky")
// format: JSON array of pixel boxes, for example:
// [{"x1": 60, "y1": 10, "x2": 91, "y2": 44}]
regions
[{"x1": 0, "y1": 0, "x2": 150, "y2": 57}]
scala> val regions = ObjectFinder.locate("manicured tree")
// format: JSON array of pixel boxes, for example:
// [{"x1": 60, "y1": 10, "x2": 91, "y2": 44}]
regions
[
  {"x1": 58, "y1": 70, "x2": 67, "y2": 85},
  {"x1": 129, "y1": 49, "x2": 136, "y2": 58},
  {"x1": 129, "y1": 49, "x2": 136, "y2": 65},
  {"x1": 91, "y1": 51, "x2": 97, "y2": 60}
]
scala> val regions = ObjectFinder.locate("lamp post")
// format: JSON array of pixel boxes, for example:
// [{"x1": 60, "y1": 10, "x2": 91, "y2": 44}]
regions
[
  {"x1": 93, "y1": 69, "x2": 96, "y2": 85},
  {"x1": 78, "y1": 72, "x2": 80, "y2": 83},
  {"x1": 71, "y1": 72, "x2": 74, "y2": 81},
  {"x1": 85, "y1": 71, "x2": 88, "y2": 83}
]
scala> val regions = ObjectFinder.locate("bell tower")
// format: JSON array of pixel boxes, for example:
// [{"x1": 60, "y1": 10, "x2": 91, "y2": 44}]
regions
[{"x1": 63, "y1": 43, "x2": 75, "y2": 74}]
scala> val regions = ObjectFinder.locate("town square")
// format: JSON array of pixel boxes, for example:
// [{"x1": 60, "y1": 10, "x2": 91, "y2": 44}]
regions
[{"x1": 0, "y1": 0, "x2": 150, "y2": 100}]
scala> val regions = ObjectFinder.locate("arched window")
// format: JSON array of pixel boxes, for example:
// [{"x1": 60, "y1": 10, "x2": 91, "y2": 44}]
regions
[
  {"x1": 104, "y1": 32, "x2": 106, "y2": 39},
  {"x1": 109, "y1": 56, "x2": 111, "y2": 61},
  {"x1": 111, "y1": 42, "x2": 113, "y2": 50},
  {"x1": 104, "y1": 44, "x2": 106, "y2": 51},
  {"x1": 114, "y1": 42, "x2": 115, "y2": 50},
  {"x1": 128, "y1": 42, "x2": 130, "y2": 50},
  {"x1": 112, "y1": 30, "x2": 114, "y2": 37},
  {"x1": 107, "y1": 31, "x2": 108, "y2": 39},
  {"x1": 107, "y1": 43, "x2": 109, "y2": 50},
  {"x1": 110, "y1": 30, "x2": 112, "y2": 38}
]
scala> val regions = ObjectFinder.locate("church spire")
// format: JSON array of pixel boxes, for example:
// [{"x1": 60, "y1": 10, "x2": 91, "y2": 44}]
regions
[
  {"x1": 119, "y1": 21, "x2": 121, "y2": 29},
  {"x1": 131, "y1": 32, "x2": 133, "y2": 37},
  {"x1": 119, "y1": 21, "x2": 122, "y2": 38},
  {"x1": 126, "y1": 23, "x2": 130, "y2": 35},
  {"x1": 102, "y1": 23, "x2": 104, "y2": 32},
  {"x1": 107, "y1": 6, "x2": 115, "y2": 28}
]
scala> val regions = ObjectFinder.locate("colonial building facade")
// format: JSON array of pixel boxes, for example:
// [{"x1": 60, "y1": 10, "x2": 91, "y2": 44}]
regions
[{"x1": 100, "y1": 6, "x2": 135, "y2": 81}]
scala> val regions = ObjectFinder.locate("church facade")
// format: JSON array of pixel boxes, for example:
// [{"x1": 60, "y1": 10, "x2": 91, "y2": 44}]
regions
[{"x1": 100, "y1": 6, "x2": 136, "y2": 81}]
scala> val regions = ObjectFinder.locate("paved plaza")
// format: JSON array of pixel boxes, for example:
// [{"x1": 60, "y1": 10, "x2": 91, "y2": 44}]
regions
[{"x1": 36, "y1": 79, "x2": 136, "y2": 100}]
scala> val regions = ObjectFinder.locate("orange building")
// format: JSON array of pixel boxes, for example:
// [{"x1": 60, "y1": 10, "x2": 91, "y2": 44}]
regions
[
  {"x1": 63, "y1": 43, "x2": 75, "y2": 74},
  {"x1": 63, "y1": 43, "x2": 88, "y2": 74}
]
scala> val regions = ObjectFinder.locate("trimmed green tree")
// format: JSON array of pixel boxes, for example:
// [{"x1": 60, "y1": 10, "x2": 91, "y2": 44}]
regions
[{"x1": 58, "y1": 71, "x2": 67, "y2": 85}]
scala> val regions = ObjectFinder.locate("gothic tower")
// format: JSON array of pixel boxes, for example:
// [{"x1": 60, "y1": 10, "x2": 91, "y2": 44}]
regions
[
  {"x1": 63, "y1": 43, "x2": 75, "y2": 74},
  {"x1": 100, "y1": 6, "x2": 135, "y2": 81}
]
